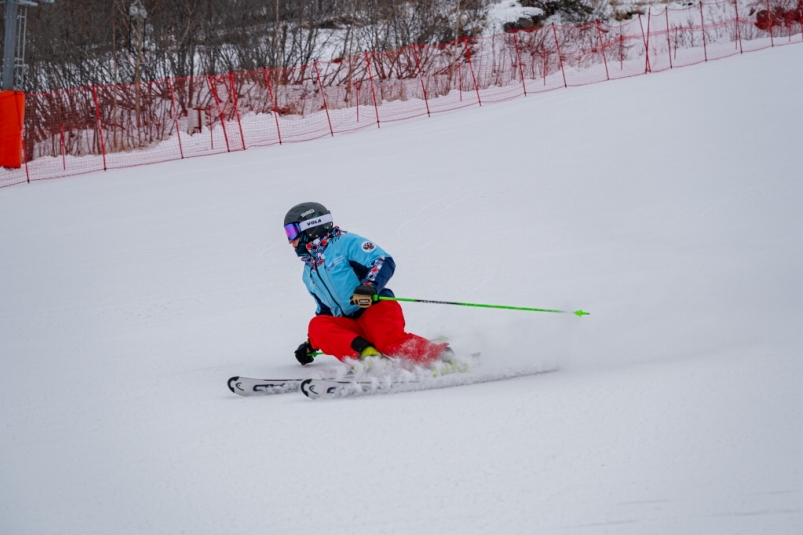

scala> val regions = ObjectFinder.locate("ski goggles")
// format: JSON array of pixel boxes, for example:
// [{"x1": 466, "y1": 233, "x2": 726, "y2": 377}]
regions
[{"x1": 284, "y1": 213, "x2": 333, "y2": 240}]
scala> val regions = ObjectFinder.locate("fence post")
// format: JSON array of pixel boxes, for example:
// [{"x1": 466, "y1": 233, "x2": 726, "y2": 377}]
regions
[
  {"x1": 734, "y1": 0, "x2": 743, "y2": 53},
  {"x1": 463, "y1": 38, "x2": 482, "y2": 106},
  {"x1": 22, "y1": 139, "x2": 30, "y2": 182},
  {"x1": 313, "y1": 60, "x2": 334, "y2": 137},
  {"x1": 208, "y1": 107, "x2": 214, "y2": 150},
  {"x1": 647, "y1": 11, "x2": 653, "y2": 70},
  {"x1": 699, "y1": 2, "x2": 708, "y2": 61},
  {"x1": 665, "y1": 8, "x2": 673, "y2": 68},
  {"x1": 674, "y1": 27, "x2": 679, "y2": 60},
  {"x1": 60, "y1": 124, "x2": 66, "y2": 170},
  {"x1": 798, "y1": 2, "x2": 803, "y2": 44},
  {"x1": 552, "y1": 23, "x2": 568, "y2": 88},
  {"x1": 167, "y1": 77, "x2": 184, "y2": 159},
  {"x1": 356, "y1": 82, "x2": 361, "y2": 122},
  {"x1": 207, "y1": 74, "x2": 231, "y2": 152},
  {"x1": 788, "y1": 7, "x2": 793, "y2": 43},
  {"x1": 21, "y1": 117, "x2": 30, "y2": 182},
  {"x1": 767, "y1": 0, "x2": 775, "y2": 46},
  {"x1": 228, "y1": 72, "x2": 247, "y2": 149},
  {"x1": 91, "y1": 85, "x2": 107, "y2": 171},
  {"x1": 638, "y1": 12, "x2": 651, "y2": 73},
  {"x1": 595, "y1": 20, "x2": 610, "y2": 80},
  {"x1": 263, "y1": 68, "x2": 283, "y2": 145},
  {"x1": 455, "y1": 45, "x2": 463, "y2": 102},
  {"x1": 513, "y1": 32, "x2": 528, "y2": 95},
  {"x1": 147, "y1": 82, "x2": 155, "y2": 145},
  {"x1": 364, "y1": 51, "x2": 381, "y2": 129},
  {"x1": 412, "y1": 44, "x2": 431, "y2": 116}
]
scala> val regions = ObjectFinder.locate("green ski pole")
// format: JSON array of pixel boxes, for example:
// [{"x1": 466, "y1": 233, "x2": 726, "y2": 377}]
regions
[{"x1": 374, "y1": 295, "x2": 589, "y2": 317}]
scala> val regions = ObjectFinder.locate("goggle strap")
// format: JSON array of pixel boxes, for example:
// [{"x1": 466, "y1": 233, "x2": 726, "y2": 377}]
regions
[{"x1": 298, "y1": 213, "x2": 333, "y2": 231}]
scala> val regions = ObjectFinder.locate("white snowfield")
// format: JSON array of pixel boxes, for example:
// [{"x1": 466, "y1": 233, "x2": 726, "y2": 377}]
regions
[{"x1": 1, "y1": 44, "x2": 802, "y2": 534}]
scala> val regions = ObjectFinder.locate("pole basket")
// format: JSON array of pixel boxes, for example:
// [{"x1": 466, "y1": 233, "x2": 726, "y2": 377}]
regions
[{"x1": 0, "y1": 91, "x2": 25, "y2": 169}]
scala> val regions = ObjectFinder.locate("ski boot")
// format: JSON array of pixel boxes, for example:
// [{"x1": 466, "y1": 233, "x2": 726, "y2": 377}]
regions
[
  {"x1": 432, "y1": 346, "x2": 469, "y2": 376},
  {"x1": 357, "y1": 345, "x2": 392, "y2": 372}
]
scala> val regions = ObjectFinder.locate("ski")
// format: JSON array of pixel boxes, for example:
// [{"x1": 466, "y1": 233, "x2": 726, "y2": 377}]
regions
[
  {"x1": 230, "y1": 350, "x2": 478, "y2": 398},
  {"x1": 228, "y1": 376, "x2": 307, "y2": 396}
]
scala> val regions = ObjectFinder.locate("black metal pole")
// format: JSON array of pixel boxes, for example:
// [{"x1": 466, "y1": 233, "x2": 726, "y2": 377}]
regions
[{"x1": 2, "y1": 0, "x2": 20, "y2": 90}]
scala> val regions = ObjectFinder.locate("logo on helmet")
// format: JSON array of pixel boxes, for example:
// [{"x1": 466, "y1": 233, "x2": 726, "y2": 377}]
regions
[{"x1": 301, "y1": 209, "x2": 315, "y2": 217}]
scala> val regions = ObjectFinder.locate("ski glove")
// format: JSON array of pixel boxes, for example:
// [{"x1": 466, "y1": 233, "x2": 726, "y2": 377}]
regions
[
  {"x1": 295, "y1": 340, "x2": 316, "y2": 365},
  {"x1": 351, "y1": 284, "x2": 377, "y2": 309}
]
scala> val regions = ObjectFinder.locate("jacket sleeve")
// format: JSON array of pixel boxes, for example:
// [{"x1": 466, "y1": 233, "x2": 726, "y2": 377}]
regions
[
  {"x1": 343, "y1": 233, "x2": 395, "y2": 294},
  {"x1": 354, "y1": 257, "x2": 395, "y2": 293}
]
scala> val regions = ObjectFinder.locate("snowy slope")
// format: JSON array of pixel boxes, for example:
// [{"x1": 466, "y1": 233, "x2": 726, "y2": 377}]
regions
[{"x1": 1, "y1": 45, "x2": 802, "y2": 534}]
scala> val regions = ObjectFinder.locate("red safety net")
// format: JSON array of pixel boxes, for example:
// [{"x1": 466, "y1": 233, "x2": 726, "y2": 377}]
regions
[{"x1": 2, "y1": 0, "x2": 802, "y2": 189}]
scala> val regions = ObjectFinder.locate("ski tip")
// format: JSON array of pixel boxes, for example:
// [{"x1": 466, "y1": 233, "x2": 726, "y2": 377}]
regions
[
  {"x1": 574, "y1": 309, "x2": 590, "y2": 317},
  {"x1": 227, "y1": 376, "x2": 240, "y2": 394},
  {"x1": 300, "y1": 378, "x2": 316, "y2": 399}
]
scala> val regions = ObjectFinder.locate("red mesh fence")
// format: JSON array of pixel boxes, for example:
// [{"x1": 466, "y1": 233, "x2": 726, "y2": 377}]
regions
[{"x1": 2, "y1": 0, "x2": 802, "y2": 189}]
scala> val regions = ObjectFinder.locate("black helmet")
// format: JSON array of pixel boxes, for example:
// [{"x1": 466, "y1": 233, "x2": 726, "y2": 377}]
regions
[{"x1": 283, "y1": 202, "x2": 334, "y2": 243}]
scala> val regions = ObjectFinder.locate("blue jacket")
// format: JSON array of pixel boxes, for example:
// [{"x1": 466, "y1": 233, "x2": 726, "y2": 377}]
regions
[{"x1": 300, "y1": 228, "x2": 395, "y2": 318}]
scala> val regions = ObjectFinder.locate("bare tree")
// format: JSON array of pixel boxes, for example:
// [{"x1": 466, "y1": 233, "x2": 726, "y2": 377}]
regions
[{"x1": 17, "y1": 0, "x2": 494, "y2": 92}]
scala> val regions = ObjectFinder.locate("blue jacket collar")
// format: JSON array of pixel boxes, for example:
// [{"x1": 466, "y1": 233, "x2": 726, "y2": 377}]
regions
[{"x1": 299, "y1": 227, "x2": 346, "y2": 266}]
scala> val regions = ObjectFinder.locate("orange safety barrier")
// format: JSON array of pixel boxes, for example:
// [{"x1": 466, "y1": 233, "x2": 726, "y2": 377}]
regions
[{"x1": 0, "y1": 91, "x2": 25, "y2": 169}]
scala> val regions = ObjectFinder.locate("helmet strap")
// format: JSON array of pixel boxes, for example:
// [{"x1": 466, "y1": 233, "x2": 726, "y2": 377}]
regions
[{"x1": 299, "y1": 213, "x2": 333, "y2": 232}]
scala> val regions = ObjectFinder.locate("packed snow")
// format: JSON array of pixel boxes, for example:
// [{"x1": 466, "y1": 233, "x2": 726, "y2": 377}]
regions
[{"x1": 1, "y1": 44, "x2": 802, "y2": 534}]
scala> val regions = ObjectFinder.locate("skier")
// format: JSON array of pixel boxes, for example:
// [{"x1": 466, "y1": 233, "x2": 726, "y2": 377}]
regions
[{"x1": 284, "y1": 202, "x2": 453, "y2": 367}]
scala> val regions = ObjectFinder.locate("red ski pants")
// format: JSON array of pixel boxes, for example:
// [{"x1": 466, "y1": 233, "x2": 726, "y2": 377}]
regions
[{"x1": 308, "y1": 300, "x2": 446, "y2": 364}]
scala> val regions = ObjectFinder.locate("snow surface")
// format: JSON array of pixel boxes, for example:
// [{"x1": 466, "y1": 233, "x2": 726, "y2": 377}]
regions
[
  {"x1": 486, "y1": 1, "x2": 546, "y2": 31},
  {"x1": 2, "y1": 45, "x2": 802, "y2": 534}
]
